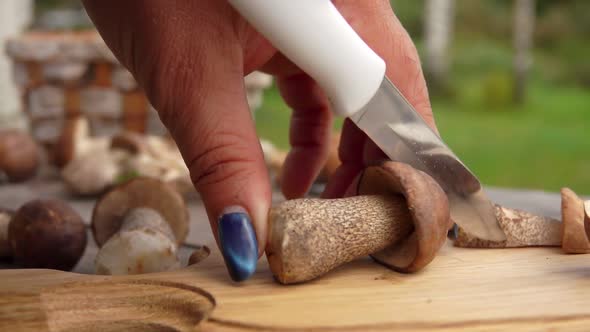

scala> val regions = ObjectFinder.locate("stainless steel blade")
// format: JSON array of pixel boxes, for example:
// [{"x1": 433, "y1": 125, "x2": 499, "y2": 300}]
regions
[{"x1": 349, "y1": 78, "x2": 506, "y2": 242}]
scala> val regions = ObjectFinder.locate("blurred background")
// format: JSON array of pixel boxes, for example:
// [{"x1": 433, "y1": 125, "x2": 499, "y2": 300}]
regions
[{"x1": 0, "y1": 0, "x2": 588, "y2": 194}]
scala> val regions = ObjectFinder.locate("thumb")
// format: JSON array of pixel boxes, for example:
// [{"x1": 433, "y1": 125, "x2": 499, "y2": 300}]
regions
[{"x1": 157, "y1": 52, "x2": 271, "y2": 282}]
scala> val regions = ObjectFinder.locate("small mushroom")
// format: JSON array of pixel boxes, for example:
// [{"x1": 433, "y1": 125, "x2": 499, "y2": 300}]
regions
[
  {"x1": 454, "y1": 187, "x2": 590, "y2": 254},
  {"x1": 91, "y1": 177, "x2": 189, "y2": 275},
  {"x1": 267, "y1": 161, "x2": 451, "y2": 284},
  {"x1": 51, "y1": 117, "x2": 109, "y2": 168},
  {"x1": 0, "y1": 208, "x2": 14, "y2": 258},
  {"x1": 112, "y1": 132, "x2": 193, "y2": 195},
  {"x1": 0, "y1": 129, "x2": 40, "y2": 182},
  {"x1": 7, "y1": 199, "x2": 87, "y2": 271},
  {"x1": 61, "y1": 149, "x2": 125, "y2": 196}
]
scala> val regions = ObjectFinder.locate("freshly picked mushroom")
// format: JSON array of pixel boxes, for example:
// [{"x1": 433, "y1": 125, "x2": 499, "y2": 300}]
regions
[
  {"x1": 6, "y1": 199, "x2": 87, "y2": 271},
  {"x1": 51, "y1": 117, "x2": 110, "y2": 168},
  {"x1": 454, "y1": 187, "x2": 590, "y2": 254},
  {"x1": 111, "y1": 132, "x2": 193, "y2": 196},
  {"x1": 92, "y1": 177, "x2": 189, "y2": 275},
  {"x1": 61, "y1": 148, "x2": 126, "y2": 196},
  {"x1": 0, "y1": 129, "x2": 40, "y2": 183},
  {"x1": 267, "y1": 161, "x2": 452, "y2": 284}
]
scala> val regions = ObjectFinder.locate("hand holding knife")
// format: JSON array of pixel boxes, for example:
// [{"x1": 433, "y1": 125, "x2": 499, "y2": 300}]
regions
[{"x1": 228, "y1": 0, "x2": 506, "y2": 242}]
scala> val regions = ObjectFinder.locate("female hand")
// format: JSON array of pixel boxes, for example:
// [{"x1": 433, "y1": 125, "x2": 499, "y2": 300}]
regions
[{"x1": 82, "y1": 0, "x2": 436, "y2": 281}]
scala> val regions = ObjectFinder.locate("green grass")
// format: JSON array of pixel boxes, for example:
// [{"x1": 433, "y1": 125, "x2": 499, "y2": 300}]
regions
[{"x1": 255, "y1": 80, "x2": 590, "y2": 195}]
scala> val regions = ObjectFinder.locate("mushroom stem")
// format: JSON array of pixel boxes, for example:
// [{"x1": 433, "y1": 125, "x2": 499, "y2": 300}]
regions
[
  {"x1": 94, "y1": 208, "x2": 180, "y2": 275},
  {"x1": 454, "y1": 205, "x2": 562, "y2": 248},
  {"x1": 454, "y1": 188, "x2": 590, "y2": 254},
  {"x1": 268, "y1": 195, "x2": 414, "y2": 284}
]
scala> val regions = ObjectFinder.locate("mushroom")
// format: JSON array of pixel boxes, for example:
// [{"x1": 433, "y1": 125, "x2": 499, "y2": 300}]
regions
[
  {"x1": 91, "y1": 177, "x2": 190, "y2": 275},
  {"x1": 267, "y1": 161, "x2": 451, "y2": 284},
  {"x1": 454, "y1": 187, "x2": 590, "y2": 254},
  {"x1": 51, "y1": 117, "x2": 109, "y2": 168},
  {"x1": 111, "y1": 132, "x2": 193, "y2": 195},
  {"x1": 585, "y1": 201, "x2": 590, "y2": 242},
  {"x1": 0, "y1": 208, "x2": 14, "y2": 258},
  {"x1": 7, "y1": 199, "x2": 87, "y2": 271},
  {"x1": 0, "y1": 129, "x2": 40, "y2": 182},
  {"x1": 188, "y1": 245, "x2": 211, "y2": 266},
  {"x1": 61, "y1": 148, "x2": 126, "y2": 196},
  {"x1": 561, "y1": 188, "x2": 590, "y2": 253}
]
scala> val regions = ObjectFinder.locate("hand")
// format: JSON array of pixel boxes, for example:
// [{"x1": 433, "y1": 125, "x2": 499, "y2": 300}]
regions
[{"x1": 82, "y1": 0, "x2": 436, "y2": 281}]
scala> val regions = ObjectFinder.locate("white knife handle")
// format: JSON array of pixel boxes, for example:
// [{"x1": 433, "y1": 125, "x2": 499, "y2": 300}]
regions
[{"x1": 228, "y1": 0, "x2": 386, "y2": 118}]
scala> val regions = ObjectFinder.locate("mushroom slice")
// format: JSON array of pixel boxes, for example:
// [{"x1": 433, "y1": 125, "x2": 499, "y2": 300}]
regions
[{"x1": 561, "y1": 188, "x2": 590, "y2": 254}]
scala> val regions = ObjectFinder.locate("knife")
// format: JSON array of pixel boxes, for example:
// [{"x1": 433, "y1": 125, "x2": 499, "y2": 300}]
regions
[{"x1": 228, "y1": 0, "x2": 506, "y2": 242}]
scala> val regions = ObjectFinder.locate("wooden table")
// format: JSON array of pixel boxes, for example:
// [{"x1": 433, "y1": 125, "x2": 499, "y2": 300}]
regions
[{"x1": 1, "y1": 178, "x2": 589, "y2": 331}]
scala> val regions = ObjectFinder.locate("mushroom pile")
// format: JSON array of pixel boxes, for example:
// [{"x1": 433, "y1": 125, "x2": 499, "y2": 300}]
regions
[{"x1": 54, "y1": 118, "x2": 192, "y2": 196}]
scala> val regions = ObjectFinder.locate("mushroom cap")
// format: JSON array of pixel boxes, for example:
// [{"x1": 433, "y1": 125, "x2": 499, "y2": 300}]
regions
[
  {"x1": 91, "y1": 177, "x2": 189, "y2": 247},
  {"x1": 0, "y1": 129, "x2": 40, "y2": 182},
  {"x1": 354, "y1": 161, "x2": 451, "y2": 272},
  {"x1": 7, "y1": 199, "x2": 87, "y2": 270},
  {"x1": 561, "y1": 188, "x2": 590, "y2": 254},
  {"x1": 0, "y1": 208, "x2": 15, "y2": 257}
]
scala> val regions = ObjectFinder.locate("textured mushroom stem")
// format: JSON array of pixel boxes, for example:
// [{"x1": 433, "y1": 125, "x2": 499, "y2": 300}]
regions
[
  {"x1": 454, "y1": 188, "x2": 590, "y2": 254},
  {"x1": 267, "y1": 195, "x2": 413, "y2": 284},
  {"x1": 95, "y1": 208, "x2": 180, "y2": 275},
  {"x1": 454, "y1": 205, "x2": 562, "y2": 248}
]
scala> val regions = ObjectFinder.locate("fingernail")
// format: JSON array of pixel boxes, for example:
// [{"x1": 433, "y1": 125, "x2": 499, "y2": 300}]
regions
[{"x1": 218, "y1": 206, "x2": 258, "y2": 282}]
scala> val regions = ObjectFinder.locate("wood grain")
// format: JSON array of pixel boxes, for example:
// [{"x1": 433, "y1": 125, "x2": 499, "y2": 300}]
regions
[{"x1": 1, "y1": 242, "x2": 590, "y2": 331}]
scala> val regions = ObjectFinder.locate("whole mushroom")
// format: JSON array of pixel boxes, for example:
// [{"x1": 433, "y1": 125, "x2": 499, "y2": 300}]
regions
[
  {"x1": 51, "y1": 117, "x2": 109, "y2": 168},
  {"x1": 8, "y1": 199, "x2": 87, "y2": 271},
  {"x1": 267, "y1": 161, "x2": 451, "y2": 284},
  {"x1": 92, "y1": 177, "x2": 189, "y2": 275},
  {"x1": 0, "y1": 129, "x2": 40, "y2": 182}
]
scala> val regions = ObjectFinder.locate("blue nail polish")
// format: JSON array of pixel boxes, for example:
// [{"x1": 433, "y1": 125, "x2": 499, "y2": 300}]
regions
[{"x1": 218, "y1": 209, "x2": 258, "y2": 282}]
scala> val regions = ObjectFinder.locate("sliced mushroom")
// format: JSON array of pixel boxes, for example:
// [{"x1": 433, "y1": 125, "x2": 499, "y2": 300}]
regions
[
  {"x1": 267, "y1": 161, "x2": 451, "y2": 284},
  {"x1": 454, "y1": 187, "x2": 590, "y2": 254},
  {"x1": 561, "y1": 188, "x2": 590, "y2": 254}
]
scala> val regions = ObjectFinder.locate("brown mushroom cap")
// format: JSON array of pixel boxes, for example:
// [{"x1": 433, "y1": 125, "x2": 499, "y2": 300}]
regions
[
  {"x1": 0, "y1": 129, "x2": 40, "y2": 182},
  {"x1": 561, "y1": 188, "x2": 590, "y2": 253},
  {"x1": 0, "y1": 208, "x2": 15, "y2": 258},
  {"x1": 354, "y1": 162, "x2": 451, "y2": 272},
  {"x1": 91, "y1": 177, "x2": 189, "y2": 247},
  {"x1": 7, "y1": 199, "x2": 87, "y2": 270}
]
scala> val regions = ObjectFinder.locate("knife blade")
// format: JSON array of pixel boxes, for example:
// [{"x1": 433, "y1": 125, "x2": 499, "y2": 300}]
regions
[
  {"x1": 227, "y1": 0, "x2": 506, "y2": 241},
  {"x1": 350, "y1": 78, "x2": 506, "y2": 241}
]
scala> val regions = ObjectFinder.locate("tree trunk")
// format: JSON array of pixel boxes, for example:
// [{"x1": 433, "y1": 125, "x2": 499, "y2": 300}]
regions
[
  {"x1": 513, "y1": 0, "x2": 536, "y2": 104},
  {"x1": 424, "y1": 0, "x2": 455, "y2": 94}
]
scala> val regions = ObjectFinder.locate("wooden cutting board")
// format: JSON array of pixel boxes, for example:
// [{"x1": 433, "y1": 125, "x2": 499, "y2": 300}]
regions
[{"x1": 1, "y1": 241, "x2": 590, "y2": 331}]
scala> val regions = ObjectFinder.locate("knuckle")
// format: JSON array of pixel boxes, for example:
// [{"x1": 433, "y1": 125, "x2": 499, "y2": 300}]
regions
[{"x1": 186, "y1": 131, "x2": 257, "y2": 191}]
